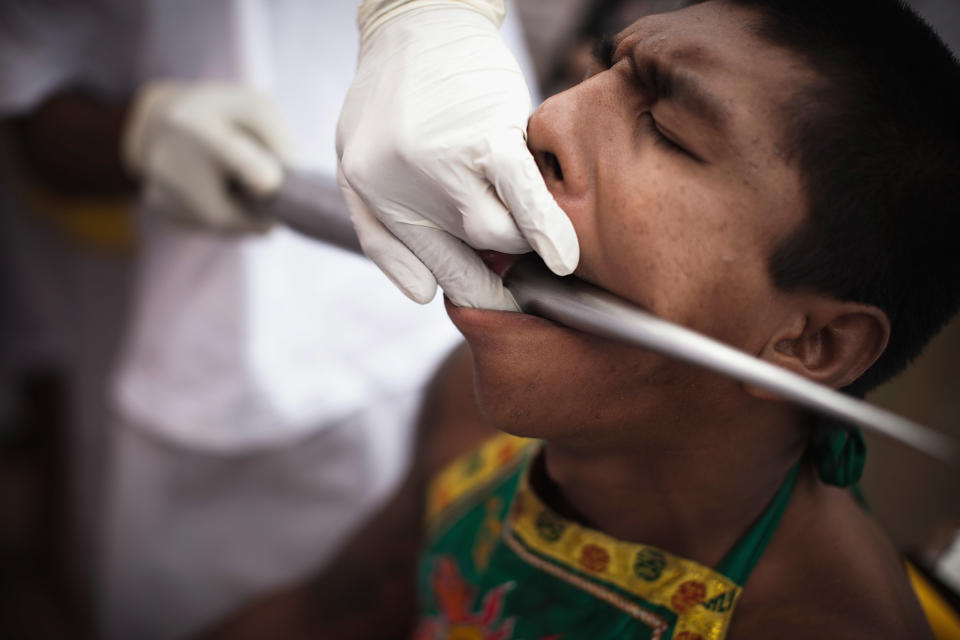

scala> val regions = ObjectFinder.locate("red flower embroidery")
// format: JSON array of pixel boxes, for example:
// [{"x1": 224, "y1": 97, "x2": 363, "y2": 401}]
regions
[
  {"x1": 433, "y1": 557, "x2": 474, "y2": 624},
  {"x1": 417, "y1": 556, "x2": 518, "y2": 640},
  {"x1": 435, "y1": 487, "x2": 452, "y2": 512},
  {"x1": 496, "y1": 442, "x2": 517, "y2": 465},
  {"x1": 510, "y1": 492, "x2": 525, "y2": 519},
  {"x1": 578, "y1": 544, "x2": 610, "y2": 573},
  {"x1": 671, "y1": 580, "x2": 707, "y2": 612}
]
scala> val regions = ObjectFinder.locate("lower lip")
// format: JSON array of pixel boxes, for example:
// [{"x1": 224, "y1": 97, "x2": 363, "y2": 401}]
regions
[
  {"x1": 444, "y1": 296, "x2": 560, "y2": 332},
  {"x1": 444, "y1": 250, "x2": 558, "y2": 330},
  {"x1": 447, "y1": 250, "x2": 568, "y2": 331}
]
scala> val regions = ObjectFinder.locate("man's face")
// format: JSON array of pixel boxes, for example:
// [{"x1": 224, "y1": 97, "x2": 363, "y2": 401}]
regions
[{"x1": 448, "y1": 1, "x2": 814, "y2": 444}]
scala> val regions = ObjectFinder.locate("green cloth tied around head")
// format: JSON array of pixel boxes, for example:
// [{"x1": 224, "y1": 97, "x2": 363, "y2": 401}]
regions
[{"x1": 809, "y1": 425, "x2": 867, "y2": 487}]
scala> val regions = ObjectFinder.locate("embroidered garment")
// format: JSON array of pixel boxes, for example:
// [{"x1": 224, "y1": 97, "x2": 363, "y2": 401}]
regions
[{"x1": 415, "y1": 434, "x2": 799, "y2": 640}]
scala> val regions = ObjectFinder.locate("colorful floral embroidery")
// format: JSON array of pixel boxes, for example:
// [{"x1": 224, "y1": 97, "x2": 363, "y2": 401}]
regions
[
  {"x1": 701, "y1": 589, "x2": 736, "y2": 613},
  {"x1": 434, "y1": 486, "x2": 452, "y2": 514},
  {"x1": 670, "y1": 581, "x2": 707, "y2": 612},
  {"x1": 633, "y1": 548, "x2": 667, "y2": 582},
  {"x1": 424, "y1": 436, "x2": 746, "y2": 640},
  {"x1": 578, "y1": 544, "x2": 611, "y2": 573},
  {"x1": 535, "y1": 510, "x2": 565, "y2": 542},
  {"x1": 425, "y1": 434, "x2": 533, "y2": 530},
  {"x1": 507, "y1": 461, "x2": 742, "y2": 639},
  {"x1": 496, "y1": 440, "x2": 519, "y2": 465},
  {"x1": 472, "y1": 497, "x2": 504, "y2": 572},
  {"x1": 463, "y1": 452, "x2": 484, "y2": 477},
  {"x1": 416, "y1": 556, "x2": 523, "y2": 640}
]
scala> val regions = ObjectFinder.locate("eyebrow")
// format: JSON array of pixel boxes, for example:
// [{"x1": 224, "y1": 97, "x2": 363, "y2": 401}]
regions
[{"x1": 630, "y1": 53, "x2": 730, "y2": 133}]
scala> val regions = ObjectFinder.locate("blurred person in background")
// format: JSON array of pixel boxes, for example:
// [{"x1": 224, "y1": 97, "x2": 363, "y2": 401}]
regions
[{"x1": 0, "y1": 1, "x2": 544, "y2": 638}]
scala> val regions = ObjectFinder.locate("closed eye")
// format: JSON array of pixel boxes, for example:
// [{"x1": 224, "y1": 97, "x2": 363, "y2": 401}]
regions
[
  {"x1": 589, "y1": 34, "x2": 701, "y2": 162},
  {"x1": 641, "y1": 113, "x2": 700, "y2": 161}
]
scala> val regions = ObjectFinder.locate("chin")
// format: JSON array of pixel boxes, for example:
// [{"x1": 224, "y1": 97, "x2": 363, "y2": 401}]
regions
[
  {"x1": 453, "y1": 303, "x2": 672, "y2": 446},
  {"x1": 468, "y1": 342, "x2": 582, "y2": 441}
]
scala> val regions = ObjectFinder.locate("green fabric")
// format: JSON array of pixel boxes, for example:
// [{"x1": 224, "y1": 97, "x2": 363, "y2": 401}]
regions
[
  {"x1": 415, "y1": 448, "x2": 802, "y2": 639},
  {"x1": 416, "y1": 459, "x2": 673, "y2": 639},
  {"x1": 714, "y1": 463, "x2": 801, "y2": 585},
  {"x1": 810, "y1": 426, "x2": 867, "y2": 487}
]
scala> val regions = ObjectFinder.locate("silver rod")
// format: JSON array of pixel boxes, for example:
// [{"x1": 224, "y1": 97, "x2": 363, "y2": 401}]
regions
[
  {"x1": 505, "y1": 256, "x2": 959, "y2": 465},
  {"x1": 261, "y1": 171, "x2": 959, "y2": 465},
  {"x1": 251, "y1": 171, "x2": 362, "y2": 254}
]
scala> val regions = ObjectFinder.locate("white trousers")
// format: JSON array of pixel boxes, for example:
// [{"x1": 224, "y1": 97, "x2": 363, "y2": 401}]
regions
[{"x1": 98, "y1": 392, "x2": 422, "y2": 640}]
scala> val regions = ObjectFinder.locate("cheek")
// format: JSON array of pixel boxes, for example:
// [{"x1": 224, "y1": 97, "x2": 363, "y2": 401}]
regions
[
  {"x1": 587, "y1": 178, "x2": 777, "y2": 345},
  {"x1": 579, "y1": 169, "x2": 703, "y2": 310}
]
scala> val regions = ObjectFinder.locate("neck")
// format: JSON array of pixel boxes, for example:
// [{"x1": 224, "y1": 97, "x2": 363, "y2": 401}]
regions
[{"x1": 535, "y1": 399, "x2": 806, "y2": 569}]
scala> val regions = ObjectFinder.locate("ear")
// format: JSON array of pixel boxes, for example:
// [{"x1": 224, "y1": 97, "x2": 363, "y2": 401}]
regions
[{"x1": 746, "y1": 300, "x2": 890, "y2": 401}]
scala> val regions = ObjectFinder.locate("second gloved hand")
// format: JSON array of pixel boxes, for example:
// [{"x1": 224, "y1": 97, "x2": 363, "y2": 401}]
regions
[
  {"x1": 123, "y1": 81, "x2": 297, "y2": 233},
  {"x1": 337, "y1": 1, "x2": 580, "y2": 311}
]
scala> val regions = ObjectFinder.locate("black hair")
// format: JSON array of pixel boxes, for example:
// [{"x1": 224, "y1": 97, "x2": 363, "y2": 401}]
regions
[{"x1": 728, "y1": 0, "x2": 960, "y2": 395}]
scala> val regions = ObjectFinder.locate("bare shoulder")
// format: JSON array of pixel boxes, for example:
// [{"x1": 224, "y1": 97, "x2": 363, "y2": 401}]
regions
[{"x1": 728, "y1": 465, "x2": 933, "y2": 640}]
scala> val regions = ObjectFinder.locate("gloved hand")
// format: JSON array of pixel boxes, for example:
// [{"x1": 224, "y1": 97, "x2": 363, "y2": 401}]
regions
[
  {"x1": 123, "y1": 81, "x2": 297, "y2": 233},
  {"x1": 337, "y1": 0, "x2": 579, "y2": 311}
]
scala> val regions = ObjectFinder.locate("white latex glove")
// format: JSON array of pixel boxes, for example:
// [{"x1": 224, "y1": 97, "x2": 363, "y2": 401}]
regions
[
  {"x1": 123, "y1": 81, "x2": 297, "y2": 233},
  {"x1": 337, "y1": 0, "x2": 580, "y2": 311}
]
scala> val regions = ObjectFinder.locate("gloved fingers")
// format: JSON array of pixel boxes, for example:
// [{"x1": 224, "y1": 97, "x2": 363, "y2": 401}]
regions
[
  {"x1": 194, "y1": 120, "x2": 286, "y2": 198},
  {"x1": 451, "y1": 171, "x2": 531, "y2": 253},
  {"x1": 482, "y1": 132, "x2": 580, "y2": 276},
  {"x1": 231, "y1": 93, "x2": 301, "y2": 167},
  {"x1": 143, "y1": 182, "x2": 243, "y2": 231},
  {"x1": 143, "y1": 182, "x2": 201, "y2": 228},
  {"x1": 338, "y1": 166, "x2": 439, "y2": 304},
  {"x1": 152, "y1": 152, "x2": 271, "y2": 233},
  {"x1": 121, "y1": 81, "x2": 185, "y2": 174},
  {"x1": 388, "y1": 220, "x2": 520, "y2": 312}
]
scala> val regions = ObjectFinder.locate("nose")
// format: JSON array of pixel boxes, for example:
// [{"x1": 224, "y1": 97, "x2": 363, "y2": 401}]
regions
[
  {"x1": 528, "y1": 69, "x2": 633, "y2": 244},
  {"x1": 527, "y1": 82, "x2": 602, "y2": 282},
  {"x1": 527, "y1": 88, "x2": 588, "y2": 203},
  {"x1": 527, "y1": 70, "x2": 638, "y2": 283},
  {"x1": 528, "y1": 68, "x2": 631, "y2": 207}
]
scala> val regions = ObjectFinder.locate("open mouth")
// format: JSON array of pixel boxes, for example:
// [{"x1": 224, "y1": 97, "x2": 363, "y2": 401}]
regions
[{"x1": 476, "y1": 250, "x2": 525, "y2": 279}]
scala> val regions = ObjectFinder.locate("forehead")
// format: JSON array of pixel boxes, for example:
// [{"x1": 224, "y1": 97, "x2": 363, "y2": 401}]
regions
[
  {"x1": 614, "y1": 1, "x2": 768, "y2": 63},
  {"x1": 612, "y1": 1, "x2": 813, "y2": 138}
]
